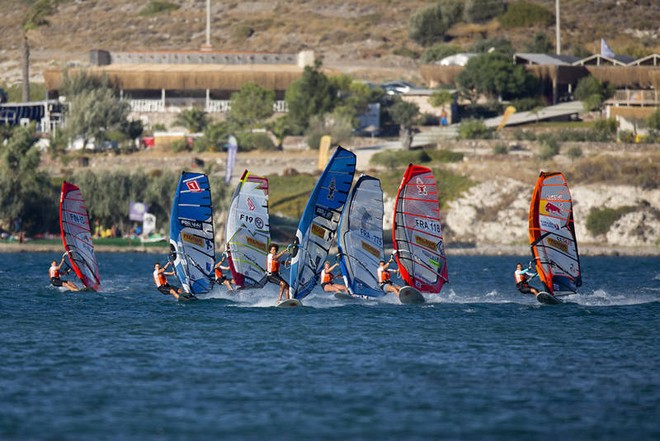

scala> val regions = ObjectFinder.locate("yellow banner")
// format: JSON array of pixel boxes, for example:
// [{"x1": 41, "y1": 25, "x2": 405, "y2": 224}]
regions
[{"x1": 318, "y1": 135, "x2": 331, "y2": 170}]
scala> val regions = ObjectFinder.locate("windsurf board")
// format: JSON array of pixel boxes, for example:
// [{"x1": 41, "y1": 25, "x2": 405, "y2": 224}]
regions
[{"x1": 399, "y1": 286, "x2": 426, "y2": 304}]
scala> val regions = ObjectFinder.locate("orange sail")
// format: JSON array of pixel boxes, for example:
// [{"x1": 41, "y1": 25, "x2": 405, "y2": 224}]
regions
[{"x1": 528, "y1": 172, "x2": 581, "y2": 294}]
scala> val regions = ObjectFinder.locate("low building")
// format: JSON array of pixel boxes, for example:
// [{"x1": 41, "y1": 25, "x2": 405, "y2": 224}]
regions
[{"x1": 44, "y1": 49, "x2": 314, "y2": 127}]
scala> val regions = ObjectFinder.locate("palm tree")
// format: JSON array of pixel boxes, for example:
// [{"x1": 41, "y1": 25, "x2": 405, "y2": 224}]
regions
[{"x1": 22, "y1": 0, "x2": 57, "y2": 102}]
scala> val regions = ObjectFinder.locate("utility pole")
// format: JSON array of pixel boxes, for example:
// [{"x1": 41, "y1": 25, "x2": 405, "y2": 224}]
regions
[
  {"x1": 555, "y1": 0, "x2": 561, "y2": 55},
  {"x1": 206, "y1": 0, "x2": 211, "y2": 47}
]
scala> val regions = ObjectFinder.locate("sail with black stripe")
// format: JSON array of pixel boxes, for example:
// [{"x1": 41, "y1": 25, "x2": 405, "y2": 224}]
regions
[
  {"x1": 170, "y1": 171, "x2": 215, "y2": 294},
  {"x1": 59, "y1": 181, "x2": 101, "y2": 291},
  {"x1": 392, "y1": 164, "x2": 448, "y2": 293},
  {"x1": 226, "y1": 170, "x2": 269, "y2": 288},
  {"x1": 288, "y1": 146, "x2": 356, "y2": 300},
  {"x1": 337, "y1": 174, "x2": 384, "y2": 297},
  {"x1": 529, "y1": 171, "x2": 581, "y2": 295}
]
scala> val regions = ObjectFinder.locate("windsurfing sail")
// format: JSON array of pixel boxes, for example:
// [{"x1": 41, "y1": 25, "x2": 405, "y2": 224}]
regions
[
  {"x1": 337, "y1": 174, "x2": 384, "y2": 297},
  {"x1": 59, "y1": 181, "x2": 101, "y2": 291},
  {"x1": 528, "y1": 171, "x2": 581, "y2": 294},
  {"x1": 226, "y1": 170, "x2": 269, "y2": 288},
  {"x1": 170, "y1": 171, "x2": 215, "y2": 295},
  {"x1": 392, "y1": 164, "x2": 448, "y2": 293},
  {"x1": 289, "y1": 146, "x2": 356, "y2": 300}
]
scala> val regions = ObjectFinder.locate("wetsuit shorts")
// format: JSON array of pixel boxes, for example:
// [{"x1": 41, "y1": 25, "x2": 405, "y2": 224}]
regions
[
  {"x1": 216, "y1": 276, "x2": 227, "y2": 284},
  {"x1": 516, "y1": 282, "x2": 533, "y2": 294},
  {"x1": 158, "y1": 284, "x2": 174, "y2": 295},
  {"x1": 50, "y1": 277, "x2": 63, "y2": 287},
  {"x1": 266, "y1": 272, "x2": 286, "y2": 286},
  {"x1": 379, "y1": 280, "x2": 393, "y2": 290}
]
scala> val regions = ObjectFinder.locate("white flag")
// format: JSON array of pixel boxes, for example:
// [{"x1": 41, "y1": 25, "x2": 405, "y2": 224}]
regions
[
  {"x1": 225, "y1": 135, "x2": 238, "y2": 184},
  {"x1": 143, "y1": 213, "x2": 156, "y2": 236},
  {"x1": 600, "y1": 39, "x2": 616, "y2": 58}
]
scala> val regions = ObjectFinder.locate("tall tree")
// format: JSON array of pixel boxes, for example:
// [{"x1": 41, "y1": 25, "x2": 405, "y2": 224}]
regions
[
  {"x1": 285, "y1": 65, "x2": 336, "y2": 134},
  {"x1": 389, "y1": 98, "x2": 420, "y2": 151},
  {"x1": 0, "y1": 126, "x2": 57, "y2": 234},
  {"x1": 228, "y1": 83, "x2": 275, "y2": 130},
  {"x1": 22, "y1": 0, "x2": 58, "y2": 102}
]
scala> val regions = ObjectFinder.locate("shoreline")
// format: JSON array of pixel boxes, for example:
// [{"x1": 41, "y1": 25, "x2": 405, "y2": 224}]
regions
[{"x1": 1, "y1": 242, "x2": 658, "y2": 257}]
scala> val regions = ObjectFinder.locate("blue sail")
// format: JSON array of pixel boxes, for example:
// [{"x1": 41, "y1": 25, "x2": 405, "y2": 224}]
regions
[
  {"x1": 337, "y1": 175, "x2": 385, "y2": 298},
  {"x1": 169, "y1": 171, "x2": 215, "y2": 294},
  {"x1": 288, "y1": 146, "x2": 356, "y2": 300}
]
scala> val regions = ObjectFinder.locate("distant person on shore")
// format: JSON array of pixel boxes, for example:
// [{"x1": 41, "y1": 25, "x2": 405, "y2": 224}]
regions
[
  {"x1": 378, "y1": 256, "x2": 401, "y2": 296},
  {"x1": 153, "y1": 261, "x2": 183, "y2": 299},
  {"x1": 49, "y1": 256, "x2": 79, "y2": 291},
  {"x1": 266, "y1": 244, "x2": 290, "y2": 303},
  {"x1": 320, "y1": 261, "x2": 349, "y2": 294},
  {"x1": 514, "y1": 262, "x2": 540, "y2": 296},
  {"x1": 214, "y1": 254, "x2": 236, "y2": 293}
]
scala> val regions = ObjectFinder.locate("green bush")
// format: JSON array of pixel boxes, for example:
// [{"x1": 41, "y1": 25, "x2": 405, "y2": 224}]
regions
[
  {"x1": 590, "y1": 118, "x2": 617, "y2": 142},
  {"x1": 566, "y1": 146, "x2": 583, "y2": 160},
  {"x1": 618, "y1": 130, "x2": 636, "y2": 144},
  {"x1": 170, "y1": 138, "x2": 190, "y2": 153},
  {"x1": 370, "y1": 150, "x2": 433, "y2": 169},
  {"x1": 408, "y1": 3, "x2": 450, "y2": 47},
  {"x1": 463, "y1": 0, "x2": 505, "y2": 23},
  {"x1": 512, "y1": 129, "x2": 536, "y2": 141},
  {"x1": 493, "y1": 143, "x2": 508, "y2": 155},
  {"x1": 392, "y1": 47, "x2": 420, "y2": 59},
  {"x1": 500, "y1": 1, "x2": 554, "y2": 28},
  {"x1": 537, "y1": 133, "x2": 560, "y2": 159},
  {"x1": 458, "y1": 119, "x2": 492, "y2": 139},
  {"x1": 139, "y1": 0, "x2": 180, "y2": 16},
  {"x1": 586, "y1": 206, "x2": 636, "y2": 236},
  {"x1": 427, "y1": 149, "x2": 464, "y2": 163},
  {"x1": 240, "y1": 132, "x2": 277, "y2": 151},
  {"x1": 421, "y1": 44, "x2": 460, "y2": 63}
]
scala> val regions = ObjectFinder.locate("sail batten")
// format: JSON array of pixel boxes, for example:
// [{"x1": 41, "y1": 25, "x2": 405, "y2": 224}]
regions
[
  {"x1": 59, "y1": 181, "x2": 101, "y2": 291},
  {"x1": 528, "y1": 171, "x2": 581, "y2": 294},
  {"x1": 170, "y1": 172, "x2": 215, "y2": 295},
  {"x1": 226, "y1": 170, "x2": 270, "y2": 288},
  {"x1": 392, "y1": 164, "x2": 448, "y2": 293},
  {"x1": 289, "y1": 146, "x2": 357, "y2": 300}
]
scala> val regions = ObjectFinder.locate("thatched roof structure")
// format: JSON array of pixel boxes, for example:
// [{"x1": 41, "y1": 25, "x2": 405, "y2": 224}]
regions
[{"x1": 44, "y1": 64, "x2": 304, "y2": 92}]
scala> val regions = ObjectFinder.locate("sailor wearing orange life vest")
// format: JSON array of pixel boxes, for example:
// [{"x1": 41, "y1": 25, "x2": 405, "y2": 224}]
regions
[
  {"x1": 514, "y1": 262, "x2": 540, "y2": 295},
  {"x1": 266, "y1": 244, "x2": 290, "y2": 303},
  {"x1": 320, "y1": 261, "x2": 349, "y2": 294},
  {"x1": 378, "y1": 254, "x2": 401, "y2": 296},
  {"x1": 49, "y1": 256, "x2": 79, "y2": 291},
  {"x1": 153, "y1": 261, "x2": 183, "y2": 299},
  {"x1": 214, "y1": 253, "x2": 235, "y2": 292}
]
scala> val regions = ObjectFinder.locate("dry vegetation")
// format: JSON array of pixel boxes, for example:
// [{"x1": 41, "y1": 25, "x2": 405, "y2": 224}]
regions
[{"x1": 0, "y1": 0, "x2": 658, "y2": 86}]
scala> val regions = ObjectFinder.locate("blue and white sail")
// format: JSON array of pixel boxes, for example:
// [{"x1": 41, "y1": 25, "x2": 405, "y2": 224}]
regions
[
  {"x1": 288, "y1": 146, "x2": 356, "y2": 300},
  {"x1": 337, "y1": 175, "x2": 385, "y2": 297},
  {"x1": 170, "y1": 171, "x2": 215, "y2": 294}
]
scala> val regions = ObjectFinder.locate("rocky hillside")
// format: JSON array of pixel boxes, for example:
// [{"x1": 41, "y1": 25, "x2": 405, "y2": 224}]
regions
[{"x1": 1, "y1": 0, "x2": 658, "y2": 86}]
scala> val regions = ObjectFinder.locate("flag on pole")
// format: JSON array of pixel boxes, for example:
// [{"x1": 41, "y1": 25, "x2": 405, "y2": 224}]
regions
[
  {"x1": 225, "y1": 134, "x2": 238, "y2": 184},
  {"x1": 600, "y1": 39, "x2": 616, "y2": 58}
]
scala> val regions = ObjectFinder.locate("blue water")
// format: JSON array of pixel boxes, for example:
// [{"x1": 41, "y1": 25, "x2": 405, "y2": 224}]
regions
[{"x1": 1, "y1": 252, "x2": 658, "y2": 440}]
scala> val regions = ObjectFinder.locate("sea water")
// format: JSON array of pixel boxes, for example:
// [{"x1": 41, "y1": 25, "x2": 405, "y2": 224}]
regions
[{"x1": 0, "y1": 252, "x2": 658, "y2": 440}]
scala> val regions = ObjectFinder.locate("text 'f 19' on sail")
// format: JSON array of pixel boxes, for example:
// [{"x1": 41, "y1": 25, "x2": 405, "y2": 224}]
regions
[
  {"x1": 226, "y1": 170, "x2": 269, "y2": 288},
  {"x1": 529, "y1": 171, "x2": 581, "y2": 295},
  {"x1": 289, "y1": 146, "x2": 356, "y2": 300},
  {"x1": 170, "y1": 171, "x2": 215, "y2": 295},
  {"x1": 392, "y1": 164, "x2": 448, "y2": 293},
  {"x1": 59, "y1": 181, "x2": 101, "y2": 291},
  {"x1": 338, "y1": 174, "x2": 384, "y2": 298}
]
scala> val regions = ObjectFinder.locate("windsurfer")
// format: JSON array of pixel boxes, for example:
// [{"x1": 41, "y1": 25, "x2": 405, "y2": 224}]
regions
[
  {"x1": 320, "y1": 261, "x2": 349, "y2": 294},
  {"x1": 514, "y1": 263, "x2": 540, "y2": 295},
  {"x1": 153, "y1": 261, "x2": 183, "y2": 299},
  {"x1": 214, "y1": 254, "x2": 236, "y2": 292},
  {"x1": 49, "y1": 257, "x2": 79, "y2": 291},
  {"x1": 378, "y1": 257, "x2": 401, "y2": 295},
  {"x1": 266, "y1": 244, "x2": 290, "y2": 302}
]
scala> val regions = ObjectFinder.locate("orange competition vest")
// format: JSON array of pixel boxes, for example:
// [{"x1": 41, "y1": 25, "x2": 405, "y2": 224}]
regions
[
  {"x1": 153, "y1": 269, "x2": 167, "y2": 287},
  {"x1": 321, "y1": 270, "x2": 332, "y2": 284},
  {"x1": 49, "y1": 265, "x2": 60, "y2": 279},
  {"x1": 267, "y1": 254, "x2": 280, "y2": 273},
  {"x1": 378, "y1": 267, "x2": 390, "y2": 283}
]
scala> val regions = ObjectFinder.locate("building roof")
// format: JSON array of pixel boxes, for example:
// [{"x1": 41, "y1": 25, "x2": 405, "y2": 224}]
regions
[
  {"x1": 573, "y1": 54, "x2": 636, "y2": 66},
  {"x1": 514, "y1": 53, "x2": 580, "y2": 66},
  {"x1": 44, "y1": 63, "x2": 304, "y2": 92}
]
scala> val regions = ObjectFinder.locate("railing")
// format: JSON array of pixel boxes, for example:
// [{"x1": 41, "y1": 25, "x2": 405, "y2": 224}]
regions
[{"x1": 128, "y1": 99, "x2": 288, "y2": 113}]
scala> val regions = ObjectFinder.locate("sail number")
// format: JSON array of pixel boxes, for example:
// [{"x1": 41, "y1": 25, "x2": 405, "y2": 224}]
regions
[
  {"x1": 359, "y1": 228, "x2": 382, "y2": 247},
  {"x1": 415, "y1": 218, "x2": 441, "y2": 234}
]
